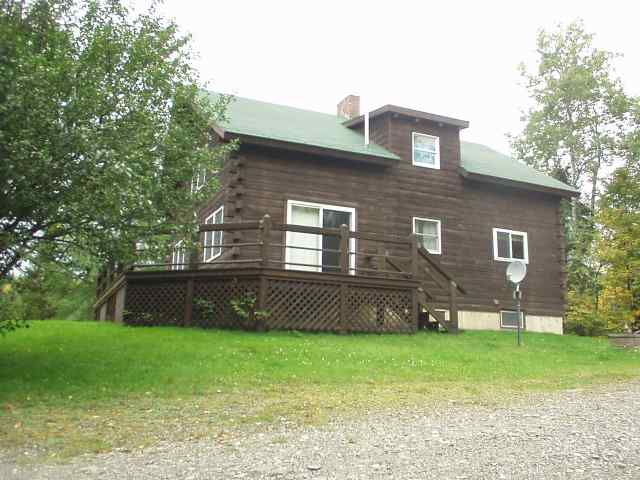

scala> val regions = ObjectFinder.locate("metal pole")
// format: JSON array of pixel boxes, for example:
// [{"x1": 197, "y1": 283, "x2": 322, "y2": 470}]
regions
[{"x1": 515, "y1": 284, "x2": 523, "y2": 347}]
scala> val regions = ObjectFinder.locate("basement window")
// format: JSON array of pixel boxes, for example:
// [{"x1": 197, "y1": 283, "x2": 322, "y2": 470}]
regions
[
  {"x1": 412, "y1": 132, "x2": 440, "y2": 169},
  {"x1": 492, "y1": 228, "x2": 528, "y2": 263},
  {"x1": 204, "y1": 205, "x2": 224, "y2": 262},
  {"x1": 500, "y1": 310, "x2": 525, "y2": 329},
  {"x1": 413, "y1": 217, "x2": 442, "y2": 254}
]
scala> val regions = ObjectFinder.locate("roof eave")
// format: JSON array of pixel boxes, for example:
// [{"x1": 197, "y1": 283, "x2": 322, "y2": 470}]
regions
[
  {"x1": 458, "y1": 167, "x2": 578, "y2": 198},
  {"x1": 223, "y1": 131, "x2": 399, "y2": 166},
  {"x1": 343, "y1": 105, "x2": 470, "y2": 129},
  {"x1": 210, "y1": 122, "x2": 226, "y2": 139}
]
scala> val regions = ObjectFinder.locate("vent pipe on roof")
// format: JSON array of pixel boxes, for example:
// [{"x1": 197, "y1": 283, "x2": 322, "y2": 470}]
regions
[{"x1": 364, "y1": 110, "x2": 370, "y2": 146}]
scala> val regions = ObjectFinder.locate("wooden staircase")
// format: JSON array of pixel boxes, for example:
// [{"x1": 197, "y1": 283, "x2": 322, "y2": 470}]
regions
[
  {"x1": 386, "y1": 242, "x2": 466, "y2": 333},
  {"x1": 416, "y1": 286, "x2": 459, "y2": 333},
  {"x1": 415, "y1": 246, "x2": 466, "y2": 333}
]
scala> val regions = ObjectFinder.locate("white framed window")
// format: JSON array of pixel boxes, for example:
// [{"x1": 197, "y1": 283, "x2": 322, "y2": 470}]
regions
[
  {"x1": 500, "y1": 310, "x2": 525, "y2": 329},
  {"x1": 171, "y1": 240, "x2": 186, "y2": 270},
  {"x1": 285, "y1": 200, "x2": 356, "y2": 274},
  {"x1": 135, "y1": 241, "x2": 155, "y2": 266},
  {"x1": 492, "y1": 228, "x2": 528, "y2": 263},
  {"x1": 191, "y1": 168, "x2": 207, "y2": 193},
  {"x1": 413, "y1": 217, "x2": 442, "y2": 255},
  {"x1": 204, "y1": 205, "x2": 224, "y2": 262},
  {"x1": 412, "y1": 132, "x2": 440, "y2": 169}
]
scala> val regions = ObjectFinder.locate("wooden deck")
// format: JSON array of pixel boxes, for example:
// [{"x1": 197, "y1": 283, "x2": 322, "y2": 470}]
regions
[{"x1": 95, "y1": 216, "x2": 465, "y2": 333}]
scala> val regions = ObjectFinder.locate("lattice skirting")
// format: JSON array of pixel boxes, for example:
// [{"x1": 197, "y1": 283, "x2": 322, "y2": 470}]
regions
[
  {"x1": 124, "y1": 281, "x2": 186, "y2": 326},
  {"x1": 192, "y1": 278, "x2": 259, "y2": 329},
  {"x1": 119, "y1": 271, "x2": 418, "y2": 333}
]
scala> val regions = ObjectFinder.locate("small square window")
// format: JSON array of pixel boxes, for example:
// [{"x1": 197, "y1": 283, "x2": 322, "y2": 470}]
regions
[
  {"x1": 412, "y1": 132, "x2": 440, "y2": 169},
  {"x1": 501, "y1": 310, "x2": 525, "y2": 329},
  {"x1": 413, "y1": 217, "x2": 442, "y2": 255},
  {"x1": 493, "y1": 228, "x2": 528, "y2": 263},
  {"x1": 204, "y1": 206, "x2": 224, "y2": 261}
]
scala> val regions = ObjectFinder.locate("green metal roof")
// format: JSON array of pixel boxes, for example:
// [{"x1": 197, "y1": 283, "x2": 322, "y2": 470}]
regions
[
  {"x1": 206, "y1": 92, "x2": 576, "y2": 194},
  {"x1": 460, "y1": 142, "x2": 577, "y2": 194},
  {"x1": 206, "y1": 92, "x2": 400, "y2": 160}
]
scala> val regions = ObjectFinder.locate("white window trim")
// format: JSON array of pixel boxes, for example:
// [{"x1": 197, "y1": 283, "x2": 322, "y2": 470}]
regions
[
  {"x1": 492, "y1": 228, "x2": 529, "y2": 263},
  {"x1": 203, "y1": 205, "x2": 224, "y2": 262},
  {"x1": 135, "y1": 241, "x2": 155, "y2": 266},
  {"x1": 413, "y1": 217, "x2": 442, "y2": 255},
  {"x1": 171, "y1": 240, "x2": 186, "y2": 271},
  {"x1": 500, "y1": 309, "x2": 525, "y2": 330},
  {"x1": 412, "y1": 132, "x2": 440, "y2": 169},
  {"x1": 191, "y1": 168, "x2": 207, "y2": 193},
  {"x1": 285, "y1": 200, "x2": 356, "y2": 274}
]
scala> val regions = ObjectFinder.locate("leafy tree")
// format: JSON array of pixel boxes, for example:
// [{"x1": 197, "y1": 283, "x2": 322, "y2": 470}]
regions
[
  {"x1": 510, "y1": 21, "x2": 633, "y2": 333},
  {"x1": 595, "y1": 109, "x2": 640, "y2": 332},
  {"x1": 10, "y1": 250, "x2": 96, "y2": 320},
  {"x1": 0, "y1": 0, "x2": 234, "y2": 280},
  {"x1": 511, "y1": 20, "x2": 631, "y2": 215}
]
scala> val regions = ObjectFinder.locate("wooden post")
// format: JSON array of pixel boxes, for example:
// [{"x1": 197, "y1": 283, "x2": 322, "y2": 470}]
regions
[
  {"x1": 256, "y1": 215, "x2": 271, "y2": 332},
  {"x1": 339, "y1": 224, "x2": 349, "y2": 274},
  {"x1": 184, "y1": 277, "x2": 195, "y2": 326},
  {"x1": 449, "y1": 280, "x2": 458, "y2": 330},
  {"x1": 409, "y1": 234, "x2": 418, "y2": 278},
  {"x1": 411, "y1": 289, "x2": 419, "y2": 332},
  {"x1": 260, "y1": 214, "x2": 271, "y2": 268},
  {"x1": 256, "y1": 276, "x2": 268, "y2": 332},
  {"x1": 191, "y1": 242, "x2": 202, "y2": 270}
]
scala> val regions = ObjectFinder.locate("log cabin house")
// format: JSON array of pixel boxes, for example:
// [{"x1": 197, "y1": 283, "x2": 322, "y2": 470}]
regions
[{"x1": 95, "y1": 93, "x2": 576, "y2": 334}]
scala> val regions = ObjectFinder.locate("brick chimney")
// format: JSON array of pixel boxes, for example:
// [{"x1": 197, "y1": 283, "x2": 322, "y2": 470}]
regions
[{"x1": 337, "y1": 94, "x2": 360, "y2": 119}]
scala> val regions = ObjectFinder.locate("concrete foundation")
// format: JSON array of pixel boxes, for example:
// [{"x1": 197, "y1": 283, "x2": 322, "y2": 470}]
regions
[{"x1": 457, "y1": 310, "x2": 563, "y2": 335}]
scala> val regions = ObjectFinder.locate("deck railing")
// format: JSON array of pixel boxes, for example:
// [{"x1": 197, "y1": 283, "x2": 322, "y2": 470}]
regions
[{"x1": 97, "y1": 214, "x2": 466, "y2": 330}]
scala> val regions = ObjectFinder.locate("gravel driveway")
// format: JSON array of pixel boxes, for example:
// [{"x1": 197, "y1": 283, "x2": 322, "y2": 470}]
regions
[{"x1": 2, "y1": 381, "x2": 640, "y2": 480}]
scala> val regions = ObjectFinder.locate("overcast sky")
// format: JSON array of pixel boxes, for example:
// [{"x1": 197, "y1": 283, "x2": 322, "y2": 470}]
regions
[{"x1": 139, "y1": 0, "x2": 637, "y2": 154}]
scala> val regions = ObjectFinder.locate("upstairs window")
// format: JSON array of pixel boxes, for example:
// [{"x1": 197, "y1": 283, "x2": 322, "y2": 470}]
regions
[
  {"x1": 493, "y1": 228, "x2": 528, "y2": 263},
  {"x1": 413, "y1": 217, "x2": 442, "y2": 255},
  {"x1": 204, "y1": 206, "x2": 224, "y2": 261},
  {"x1": 412, "y1": 132, "x2": 440, "y2": 169}
]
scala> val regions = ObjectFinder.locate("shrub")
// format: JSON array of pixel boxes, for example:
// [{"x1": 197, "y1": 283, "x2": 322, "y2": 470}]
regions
[{"x1": 0, "y1": 283, "x2": 27, "y2": 336}]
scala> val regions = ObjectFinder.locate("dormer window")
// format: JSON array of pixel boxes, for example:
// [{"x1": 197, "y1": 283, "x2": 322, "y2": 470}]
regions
[{"x1": 412, "y1": 132, "x2": 440, "y2": 169}]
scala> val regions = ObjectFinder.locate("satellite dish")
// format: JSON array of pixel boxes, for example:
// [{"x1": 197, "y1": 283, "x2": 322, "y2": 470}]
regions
[{"x1": 506, "y1": 261, "x2": 527, "y2": 285}]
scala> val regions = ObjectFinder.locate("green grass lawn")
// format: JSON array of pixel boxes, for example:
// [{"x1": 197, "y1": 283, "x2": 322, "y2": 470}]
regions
[{"x1": 1, "y1": 320, "x2": 638, "y2": 460}]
